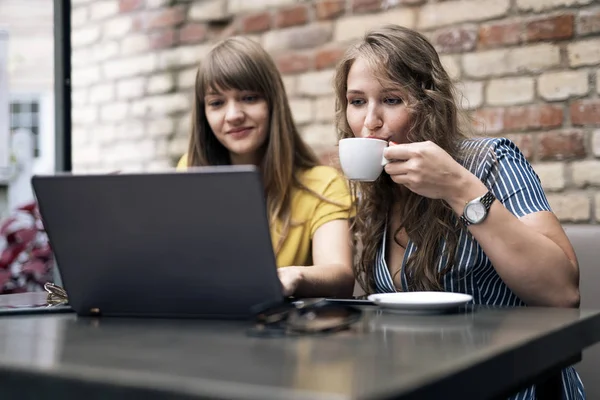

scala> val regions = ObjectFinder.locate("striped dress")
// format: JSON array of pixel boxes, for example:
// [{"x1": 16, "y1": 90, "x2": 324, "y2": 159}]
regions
[{"x1": 373, "y1": 137, "x2": 585, "y2": 400}]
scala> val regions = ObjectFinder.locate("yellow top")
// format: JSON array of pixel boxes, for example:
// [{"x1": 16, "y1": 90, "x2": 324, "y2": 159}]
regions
[{"x1": 176, "y1": 154, "x2": 354, "y2": 267}]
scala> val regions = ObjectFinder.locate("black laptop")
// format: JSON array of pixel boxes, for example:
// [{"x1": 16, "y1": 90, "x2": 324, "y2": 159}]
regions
[{"x1": 30, "y1": 166, "x2": 284, "y2": 319}]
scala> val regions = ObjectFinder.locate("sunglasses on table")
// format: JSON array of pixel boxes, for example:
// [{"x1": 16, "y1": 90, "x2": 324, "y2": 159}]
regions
[{"x1": 247, "y1": 298, "x2": 363, "y2": 337}]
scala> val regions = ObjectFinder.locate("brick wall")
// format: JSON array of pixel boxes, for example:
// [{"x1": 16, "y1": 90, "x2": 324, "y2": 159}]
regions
[{"x1": 70, "y1": 0, "x2": 600, "y2": 222}]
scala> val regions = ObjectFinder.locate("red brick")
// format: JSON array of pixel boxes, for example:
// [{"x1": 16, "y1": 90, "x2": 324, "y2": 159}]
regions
[
  {"x1": 351, "y1": 0, "x2": 382, "y2": 13},
  {"x1": 275, "y1": 5, "x2": 309, "y2": 28},
  {"x1": 478, "y1": 21, "x2": 522, "y2": 49},
  {"x1": 433, "y1": 27, "x2": 477, "y2": 53},
  {"x1": 179, "y1": 23, "x2": 207, "y2": 44},
  {"x1": 537, "y1": 130, "x2": 586, "y2": 161},
  {"x1": 525, "y1": 14, "x2": 574, "y2": 42},
  {"x1": 473, "y1": 108, "x2": 505, "y2": 134},
  {"x1": 119, "y1": 0, "x2": 142, "y2": 12},
  {"x1": 315, "y1": 45, "x2": 347, "y2": 70},
  {"x1": 209, "y1": 22, "x2": 238, "y2": 40},
  {"x1": 150, "y1": 29, "x2": 176, "y2": 49},
  {"x1": 239, "y1": 12, "x2": 271, "y2": 34},
  {"x1": 504, "y1": 105, "x2": 564, "y2": 132},
  {"x1": 148, "y1": 6, "x2": 186, "y2": 29},
  {"x1": 275, "y1": 52, "x2": 313, "y2": 74},
  {"x1": 571, "y1": 100, "x2": 600, "y2": 126},
  {"x1": 505, "y1": 133, "x2": 533, "y2": 160},
  {"x1": 578, "y1": 9, "x2": 600, "y2": 36},
  {"x1": 315, "y1": 0, "x2": 345, "y2": 20}
]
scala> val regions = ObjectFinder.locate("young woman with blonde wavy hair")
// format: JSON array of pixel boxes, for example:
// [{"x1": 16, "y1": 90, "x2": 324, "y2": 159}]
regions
[
  {"x1": 334, "y1": 25, "x2": 583, "y2": 399},
  {"x1": 177, "y1": 36, "x2": 354, "y2": 299}
]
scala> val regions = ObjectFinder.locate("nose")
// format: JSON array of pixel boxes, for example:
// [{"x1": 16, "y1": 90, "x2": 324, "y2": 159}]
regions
[
  {"x1": 225, "y1": 101, "x2": 244, "y2": 123},
  {"x1": 363, "y1": 104, "x2": 383, "y2": 138}
]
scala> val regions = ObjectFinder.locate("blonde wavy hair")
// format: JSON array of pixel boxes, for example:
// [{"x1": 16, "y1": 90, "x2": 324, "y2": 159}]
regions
[{"x1": 334, "y1": 25, "x2": 476, "y2": 293}]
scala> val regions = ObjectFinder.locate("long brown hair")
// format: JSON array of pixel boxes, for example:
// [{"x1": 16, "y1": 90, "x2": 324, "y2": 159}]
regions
[
  {"x1": 334, "y1": 25, "x2": 475, "y2": 293},
  {"x1": 186, "y1": 37, "x2": 321, "y2": 250}
]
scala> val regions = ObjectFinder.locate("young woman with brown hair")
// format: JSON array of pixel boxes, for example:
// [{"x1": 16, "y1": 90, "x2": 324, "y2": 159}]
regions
[{"x1": 178, "y1": 37, "x2": 354, "y2": 299}]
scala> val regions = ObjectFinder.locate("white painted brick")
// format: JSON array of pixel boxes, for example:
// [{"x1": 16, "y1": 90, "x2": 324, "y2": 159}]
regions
[
  {"x1": 117, "y1": 77, "x2": 145, "y2": 100},
  {"x1": 72, "y1": 48, "x2": 92, "y2": 68},
  {"x1": 227, "y1": 0, "x2": 295, "y2": 13},
  {"x1": 168, "y1": 135, "x2": 189, "y2": 158},
  {"x1": 486, "y1": 77, "x2": 535, "y2": 106},
  {"x1": 572, "y1": 160, "x2": 600, "y2": 187},
  {"x1": 93, "y1": 124, "x2": 118, "y2": 145},
  {"x1": 177, "y1": 67, "x2": 197, "y2": 89},
  {"x1": 131, "y1": 99, "x2": 149, "y2": 117},
  {"x1": 116, "y1": 121, "x2": 145, "y2": 141},
  {"x1": 597, "y1": 69, "x2": 600, "y2": 94},
  {"x1": 89, "y1": 0, "x2": 119, "y2": 21},
  {"x1": 72, "y1": 106, "x2": 98, "y2": 124},
  {"x1": 546, "y1": 193, "x2": 591, "y2": 222},
  {"x1": 289, "y1": 98, "x2": 313, "y2": 125},
  {"x1": 71, "y1": 26, "x2": 101, "y2": 48},
  {"x1": 315, "y1": 95, "x2": 336, "y2": 123},
  {"x1": 263, "y1": 23, "x2": 332, "y2": 53},
  {"x1": 158, "y1": 45, "x2": 211, "y2": 69},
  {"x1": 190, "y1": 0, "x2": 229, "y2": 21},
  {"x1": 282, "y1": 76, "x2": 297, "y2": 97},
  {"x1": 93, "y1": 41, "x2": 120, "y2": 62},
  {"x1": 71, "y1": 7, "x2": 89, "y2": 28},
  {"x1": 89, "y1": 84, "x2": 114, "y2": 104},
  {"x1": 72, "y1": 89, "x2": 88, "y2": 107},
  {"x1": 103, "y1": 53, "x2": 157, "y2": 79},
  {"x1": 121, "y1": 34, "x2": 150, "y2": 55},
  {"x1": 538, "y1": 70, "x2": 589, "y2": 101},
  {"x1": 592, "y1": 129, "x2": 600, "y2": 157},
  {"x1": 334, "y1": 9, "x2": 417, "y2": 42},
  {"x1": 71, "y1": 66, "x2": 101, "y2": 87},
  {"x1": 138, "y1": 94, "x2": 191, "y2": 117},
  {"x1": 72, "y1": 145, "x2": 102, "y2": 166},
  {"x1": 148, "y1": 73, "x2": 175, "y2": 94},
  {"x1": 568, "y1": 39, "x2": 600, "y2": 67},
  {"x1": 456, "y1": 81, "x2": 483, "y2": 110},
  {"x1": 146, "y1": 159, "x2": 175, "y2": 172},
  {"x1": 463, "y1": 44, "x2": 560, "y2": 78},
  {"x1": 100, "y1": 102, "x2": 129, "y2": 122},
  {"x1": 517, "y1": 0, "x2": 592, "y2": 12},
  {"x1": 72, "y1": 0, "x2": 94, "y2": 4},
  {"x1": 440, "y1": 55, "x2": 461, "y2": 80},
  {"x1": 146, "y1": 0, "x2": 170, "y2": 8},
  {"x1": 419, "y1": 0, "x2": 510, "y2": 29},
  {"x1": 103, "y1": 16, "x2": 132, "y2": 39},
  {"x1": 297, "y1": 70, "x2": 335, "y2": 96},
  {"x1": 301, "y1": 123, "x2": 338, "y2": 150},
  {"x1": 531, "y1": 162, "x2": 565, "y2": 191},
  {"x1": 147, "y1": 118, "x2": 175, "y2": 138}
]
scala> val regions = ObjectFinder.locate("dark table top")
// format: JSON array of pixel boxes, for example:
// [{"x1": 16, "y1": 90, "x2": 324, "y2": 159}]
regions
[{"x1": 0, "y1": 293, "x2": 599, "y2": 400}]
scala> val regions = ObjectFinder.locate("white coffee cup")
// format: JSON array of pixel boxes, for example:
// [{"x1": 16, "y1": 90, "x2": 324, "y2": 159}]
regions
[{"x1": 338, "y1": 137, "x2": 389, "y2": 181}]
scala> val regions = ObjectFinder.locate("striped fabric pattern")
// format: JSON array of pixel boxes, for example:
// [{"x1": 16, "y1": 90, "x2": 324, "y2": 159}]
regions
[{"x1": 373, "y1": 137, "x2": 585, "y2": 399}]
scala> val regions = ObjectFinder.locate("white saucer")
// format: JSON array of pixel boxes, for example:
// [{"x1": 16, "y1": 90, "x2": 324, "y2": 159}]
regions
[{"x1": 367, "y1": 292, "x2": 473, "y2": 314}]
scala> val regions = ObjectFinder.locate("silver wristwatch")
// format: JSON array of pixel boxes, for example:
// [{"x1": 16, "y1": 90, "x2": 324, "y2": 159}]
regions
[{"x1": 460, "y1": 190, "x2": 496, "y2": 226}]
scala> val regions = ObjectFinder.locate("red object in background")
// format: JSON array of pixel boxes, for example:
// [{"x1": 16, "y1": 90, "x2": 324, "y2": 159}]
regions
[{"x1": 0, "y1": 201, "x2": 54, "y2": 294}]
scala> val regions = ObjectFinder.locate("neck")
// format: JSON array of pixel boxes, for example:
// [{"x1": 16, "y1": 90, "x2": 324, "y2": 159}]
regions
[{"x1": 229, "y1": 150, "x2": 264, "y2": 167}]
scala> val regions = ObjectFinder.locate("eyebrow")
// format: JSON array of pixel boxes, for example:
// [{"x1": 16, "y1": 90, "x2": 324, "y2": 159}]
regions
[{"x1": 346, "y1": 88, "x2": 402, "y2": 94}]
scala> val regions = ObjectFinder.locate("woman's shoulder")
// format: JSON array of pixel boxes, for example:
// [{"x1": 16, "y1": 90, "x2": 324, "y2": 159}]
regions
[
  {"x1": 460, "y1": 137, "x2": 528, "y2": 174},
  {"x1": 300, "y1": 165, "x2": 344, "y2": 189},
  {"x1": 176, "y1": 154, "x2": 188, "y2": 170}
]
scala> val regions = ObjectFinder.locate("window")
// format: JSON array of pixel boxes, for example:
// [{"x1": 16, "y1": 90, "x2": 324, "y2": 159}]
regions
[{"x1": 9, "y1": 95, "x2": 40, "y2": 157}]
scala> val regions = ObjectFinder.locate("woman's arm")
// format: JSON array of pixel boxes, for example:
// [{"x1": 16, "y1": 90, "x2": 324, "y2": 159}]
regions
[
  {"x1": 445, "y1": 175, "x2": 579, "y2": 308},
  {"x1": 278, "y1": 219, "x2": 355, "y2": 298},
  {"x1": 383, "y1": 140, "x2": 580, "y2": 308}
]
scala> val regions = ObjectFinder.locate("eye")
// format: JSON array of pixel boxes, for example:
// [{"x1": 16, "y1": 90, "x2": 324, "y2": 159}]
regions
[
  {"x1": 348, "y1": 98, "x2": 366, "y2": 106},
  {"x1": 242, "y1": 94, "x2": 259, "y2": 103},
  {"x1": 384, "y1": 97, "x2": 403, "y2": 105},
  {"x1": 207, "y1": 99, "x2": 224, "y2": 108}
]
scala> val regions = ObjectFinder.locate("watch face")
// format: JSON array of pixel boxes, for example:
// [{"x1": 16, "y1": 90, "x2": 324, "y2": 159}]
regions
[{"x1": 465, "y1": 202, "x2": 486, "y2": 223}]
